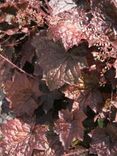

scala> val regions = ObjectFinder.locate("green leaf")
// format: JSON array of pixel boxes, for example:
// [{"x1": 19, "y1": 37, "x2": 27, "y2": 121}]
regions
[{"x1": 98, "y1": 119, "x2": 105, "y2": 128}]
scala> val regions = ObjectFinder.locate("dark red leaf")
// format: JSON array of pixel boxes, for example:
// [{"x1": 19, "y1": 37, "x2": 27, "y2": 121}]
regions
[
  {"x1": 4, "y1": 70, "x2": 41, "y2": 117},
  {"x1": 0, "y1": 118, "x2": 48, "y2": 156},
  {"x1": 78, "y1": 88, "x2": 103, "y2": 113},
  {"x1": 55, "y1": 102, "x2": 86, "y2": 149},
  {"x1": 32, "y1": 31, "x2": 87, "y2": 90},
  {"x1": 90, "y1": 124, "x2": 117, "y2": 156}
]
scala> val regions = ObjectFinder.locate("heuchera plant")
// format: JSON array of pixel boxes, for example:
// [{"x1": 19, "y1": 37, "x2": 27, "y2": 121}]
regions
[{"x1": 0, "y1": 0, "x2": 117, "y2": 155}]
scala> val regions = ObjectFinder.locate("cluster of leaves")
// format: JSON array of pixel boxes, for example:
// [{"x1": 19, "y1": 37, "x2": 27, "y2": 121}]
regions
[{"x1": 0, "y1": 0, "x2": 117, "y2": 155}]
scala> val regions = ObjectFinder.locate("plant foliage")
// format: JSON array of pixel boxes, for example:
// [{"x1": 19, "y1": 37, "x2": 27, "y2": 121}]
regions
[{"x1": 0, "y1": 0, "x2": 117, "y2": 155}]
